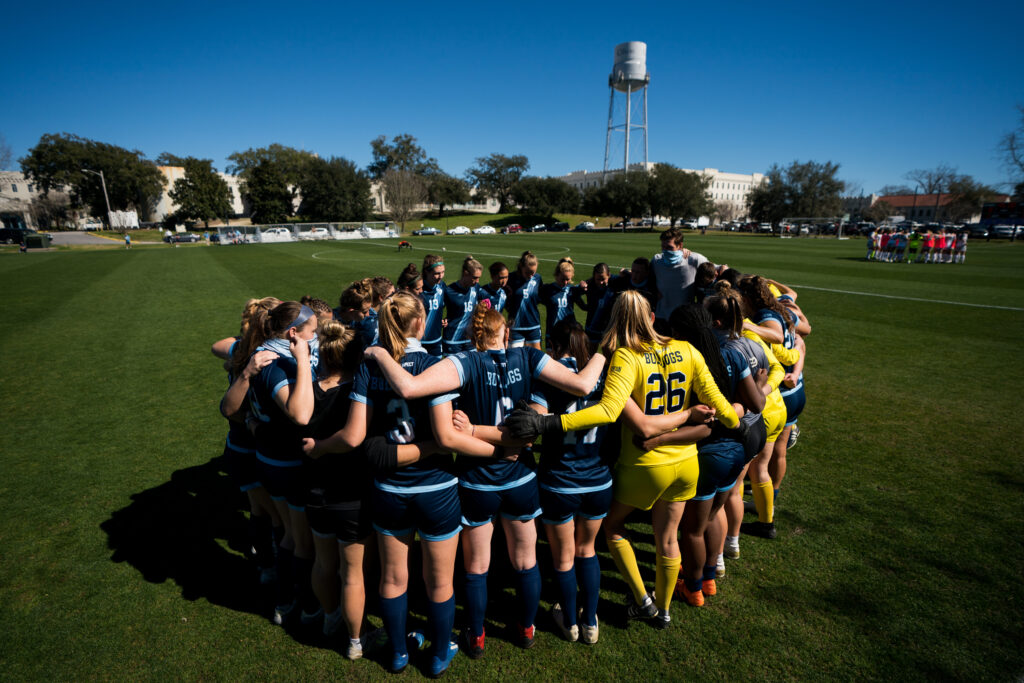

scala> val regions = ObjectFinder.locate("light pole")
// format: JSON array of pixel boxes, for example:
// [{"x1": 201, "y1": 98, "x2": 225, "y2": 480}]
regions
[{"x1": 81, "y1": 169, "x2": 111, "y2": 229}]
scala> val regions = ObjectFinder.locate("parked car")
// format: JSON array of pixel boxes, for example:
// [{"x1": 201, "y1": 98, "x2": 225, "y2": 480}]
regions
[
  {"x1": 574, "y1": 222, "x2": 595, "y2": 231},
  {"x1": 613, "y1": 220, "x2": 634, "y2": 227},
  {"x1": 967, "y1": 225, "x2": 988, "y2": 238},
  {"x1": 413, "y1": 226, "x2": 440, "y2": 236},
  {"x1": 990, "y1": 225, "x2": 1016, "y2": 239},
  {"x1": 656, "y1": 219, "x2": 671, "y2": 227},
  {"x1": 171, "y1": 232, "x2": 201, "y2": 243},
  {"x1": 549, "y1": 222, "x2": 570, "y2": 232},
  {"x1": 472, "y1": 225, "x2": 496, "y2": 234},
  {"x1": 502, "y1": 224, "x2": 523, "y2": 234},
  {"x1": 529, "y1": 224, "x2": 547, "y2": 233},
  {"x1": 448, "y1": 226, "x2": 470, "y2": 235},
  {"x1": 759, "y1": 223, "x2": 772, "y2": 233},
  {"x1": 308, "y1": 227, "x2": 330, "y2": 239}
]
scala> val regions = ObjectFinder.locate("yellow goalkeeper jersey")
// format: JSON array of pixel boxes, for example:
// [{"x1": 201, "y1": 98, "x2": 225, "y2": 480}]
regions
[{"x1": 560, "y1": 340, "x2": 738, "y2": 467}]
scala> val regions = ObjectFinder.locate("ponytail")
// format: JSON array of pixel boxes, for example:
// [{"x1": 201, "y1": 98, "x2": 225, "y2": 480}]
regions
[
  {"x1": 471, "y1": 302, "x2": 505, "y2": 351},
  {"x1": 231, "y1": 296, "x2": 280, "y2": 377},
  {"x1": 377, "y1": 291, "x2": 424, "y2": 361},
  {"x1": 669, "y1": 304, "x2": 730, "y2": 394}
]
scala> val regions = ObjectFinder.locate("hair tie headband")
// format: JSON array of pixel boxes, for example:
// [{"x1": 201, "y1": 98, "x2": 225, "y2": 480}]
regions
[{"x1": 286, "y1": 305, "x2": 316, "y2": 331}]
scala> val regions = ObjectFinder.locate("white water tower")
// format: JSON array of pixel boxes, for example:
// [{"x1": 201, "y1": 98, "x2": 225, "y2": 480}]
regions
[{"x1": 603, "y1": 41, "x2": 650, "y2": 181}]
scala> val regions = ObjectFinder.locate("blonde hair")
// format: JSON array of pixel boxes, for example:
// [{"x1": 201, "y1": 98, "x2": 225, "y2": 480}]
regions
[
  {"x1": 462, "y1": 256, "x2": 483, "y2": 275},
  {"x1": 232, "y1": 297, "x2": 280, "y2": 377},
  {"x1": 317, "y1": 320, "x2": 359, "y2": 378},
  {"x1": 339, "y1": 280, "x2": 373, "y2": 311},
  {"x1": 471, "y1": 302, "x2": 505, "y2": 351},
  {"x1": 377, "y1": 291, "x2": 425, "y2": 361},
  {"x1": 554, "y1": 257, "x2": 575, "y2": 281},
  {"x1": 600, "y1": 289, "x2": 669, "y2": 354},
  {"x1": 517, "y1": 250, "x2": 538, "y2": 273}
]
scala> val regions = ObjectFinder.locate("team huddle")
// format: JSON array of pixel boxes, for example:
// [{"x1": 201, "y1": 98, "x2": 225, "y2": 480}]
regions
[
  {"x1": 866, "y1": 226, "x2": 968, "y2": 263},
  {"x1": 212, "y1": 227, "x2": 811, "y2": 677}
]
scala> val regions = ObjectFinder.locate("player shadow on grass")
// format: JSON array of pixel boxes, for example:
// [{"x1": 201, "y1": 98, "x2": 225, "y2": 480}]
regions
[{"x1": 100, "y1": 455, "x2": 271, "y2": 618}]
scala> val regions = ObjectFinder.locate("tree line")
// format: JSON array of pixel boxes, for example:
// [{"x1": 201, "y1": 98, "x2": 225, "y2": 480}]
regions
[{"x1": 14, "y1": 114, "x2": 1023, "y2": 230}]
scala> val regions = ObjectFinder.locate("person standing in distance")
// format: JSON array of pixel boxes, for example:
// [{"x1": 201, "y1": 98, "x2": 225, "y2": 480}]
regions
[{"x1": 652, "y1": 228, "x2": 708, "y2": 325}]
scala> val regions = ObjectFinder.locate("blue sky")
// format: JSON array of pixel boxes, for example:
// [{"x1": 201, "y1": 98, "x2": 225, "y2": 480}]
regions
[{"x1": 3, "y1": 0, "x2": 1021, "y2": 194}]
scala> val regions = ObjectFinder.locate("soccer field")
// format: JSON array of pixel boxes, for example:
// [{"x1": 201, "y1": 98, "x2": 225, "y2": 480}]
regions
[{"x1": 1, "y1": 232, "x2": 1022, "y2": 680}]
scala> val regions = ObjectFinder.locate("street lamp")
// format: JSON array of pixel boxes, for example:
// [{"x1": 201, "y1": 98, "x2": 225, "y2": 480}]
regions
[{"x1": 81, "y1": 169, "x2": 112, "y2": 229}]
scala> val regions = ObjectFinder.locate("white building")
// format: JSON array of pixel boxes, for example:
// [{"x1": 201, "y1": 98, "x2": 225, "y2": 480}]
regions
[
  {"x1": 0, "y1": 170, "x2": 78, "y2": 230},
  {"x1": 558, "y1": 164, "x2": 766, "y2": 220}
]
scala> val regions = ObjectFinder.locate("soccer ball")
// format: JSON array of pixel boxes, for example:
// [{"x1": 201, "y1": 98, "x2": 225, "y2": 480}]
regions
[{"x1": 442, "y1": 247, "x2": 446, "y2": 252}]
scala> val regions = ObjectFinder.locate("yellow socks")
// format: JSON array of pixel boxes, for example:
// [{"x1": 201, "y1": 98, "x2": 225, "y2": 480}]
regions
[
  {"x1": 608, "y1": 536, "x2": 647, "y2": 605},
  {"x1": 752, "y1": 480, "x2": 774, "y2": 523},
  {"x1": 654, "y1": 555, "x2": 681, "y2": 612}
]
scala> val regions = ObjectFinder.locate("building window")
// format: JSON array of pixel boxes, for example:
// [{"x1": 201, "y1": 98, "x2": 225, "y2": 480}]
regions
[
  {"x1": 11, "y1": 184, "x2": 17, "y2": 193},
  {"x1": 28, "y1": 184, "x2": 34, "y2": 192}
]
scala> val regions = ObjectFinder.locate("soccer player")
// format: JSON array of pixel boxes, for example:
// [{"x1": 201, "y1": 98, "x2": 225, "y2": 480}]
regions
[
  {"x1": 442, "y1": 256, "x2": 486, "y2": 356},
  {"x1": 582, "y1": 263, "x2": 611, "y2": 345},
  {"x1": 364, "y1": 302, "x2": 607, "y2": 656},
  {"x1": 539, "y1": 258, "x2": 586, "y2": 350},
  {"x1": 482, "y1": 261, "x2": 509, "y2": 312},
  {"x1": 246, "y1": 302, "x2": 320, "y2": 626},
  {"x1": 420, "y1": 254, "x2": 447, "y2": 357},
  {"x1": 506, "y1": 250, "x2": 543, "y2": 349},
  {"x1": 505, "y1": 290, "x2": 738, "y2": 630}
]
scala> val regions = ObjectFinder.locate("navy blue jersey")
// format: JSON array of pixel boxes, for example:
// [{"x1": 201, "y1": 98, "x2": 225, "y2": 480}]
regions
[
  {"x1": 305, "y1": 381, "x2": 370, "y2": 504},
  {"x1": 582, "y1": 280, "x2": 610, "y2": 338},
  {"x1": 701, "y1": 344, "x2": 752, "y2": 446},
  {"x1": 506, "y1": 272, "x2": 542, "y2": 332},
  {"x1": 482, "y1": 283, "x2": 508, "y2": 312},
  {"x1": 539, "y1": 282, "x2": 585, "y2": 341},
  {"x1": 532, "y1": 357, "x2": 612, "y2": 491},
  {"x1": 443, "y1": 280, "x2": 486, "y2": 345},
  {"x1": 754, "y1": 308, "x2": 795, "y2": 358},
  {"x1": 351, "y1": 341, "x2": 458, "y2": 490},
  {"x1": 249, "y1": 354, "x2": 306, "y2": 464},
  {"x1": 589, "y1": 275, "x2": 658, "y2": 342},
  {"x1": 448, "y1": 347, "x2": 549, "y2": 488},
  {"x1": 421, "y1": 283, "x2": 447, "y2": 346},
  {"x1": 224, "y1": 339, "x2": 258, "y2": 453}
]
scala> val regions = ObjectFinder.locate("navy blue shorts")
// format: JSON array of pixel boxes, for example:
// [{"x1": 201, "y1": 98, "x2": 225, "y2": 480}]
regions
[
  {"x1": 257, "y1": 456, "x2": 307, "y2": 509},
  {"x1": 539, "y1": 481, "x2": 613, "y2": 525},
  {"x1": 782, "y1": 384, "x2": 806, "y2": 427},
  {"x1": 306, "y1": 498, "x2": 373, "y2": 544},
  {"x1": 509, "y1": 327, "x2": 542, "y2": 345},
  {"x1": 223, "y1": 438, "x2": 261, "y2": 492},
  {"x1": 694, "y1": 441, "x2": 746, "y2": 501},
  {"x1": 372, "y1": 482, "x2": 461, "y2": 542},
  {"x1": 459, "y1": 478, "x2": 541, "y2": 526},
  {"x1": 422, "y1": 341, "x2": 443, "y2": 357}
]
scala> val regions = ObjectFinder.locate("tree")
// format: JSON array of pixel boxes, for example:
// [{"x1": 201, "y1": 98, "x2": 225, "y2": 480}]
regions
[
  {"x1": 20, "y1": 133, "x2": 166, "y2": 223},
  {"x1": 382, "y1": 169, "x2": 426, "y2": 231},
  {"x1": 603, "y1": 171, "x2": 650, "y2": 227},
  {"x1": 367, "y1": 134, "x2": 438, "y2": 219},
  {"x1": 167, "y1": 157, "x2": 233, "y2": 228},
  {"x1": 30, "y1": 193, "x2": 72, "y2": 230},
  {"x1": 863, "y1": 199, "x2": 896, "y2": 224},
  {"x1": 648, "y1": 163, "x2": 714, "y2": 226},
  {"x1": 510, "y1": 177, "x2": 579, "y2": 218},
  {"x1": 748, "y1": 160, "x2": 845, "y2": 224},
  {"x1": 426, "y1": 172, "x2": 470, "y2": 217},
  {"x1": 465, "y1": 153, "x2": 530, "y2": 212},
  {"x1": 904, "y1": 164, "x2": 958, "y2": 195},
  {"x1": 367, "y1": 134, "x2": 438, "y2": 178},
  {"x1": 998, "y1": 105, "x2": 1024, "y2": 184},
  {"x1": 298, "y1": 156, "x2": 371, "y2": 222},
  {"x1": 155, "y1": 152, "x2": 189, "y2": 167},
  {"x1": 227, "y1": 144, "x2": 310, "y2": 223},
  {"x1": 715, "y1": 200, "x2": 741, "y2": 224},
  {"x1": 943, "y1": 176, "x2": 1000, "y2": 223},
  {"x1": 877, "y1": 184, "x2": 912, "y2": 196},
  {"x1": 245, "y1": 160, "x2": 293, "y2": 224}
]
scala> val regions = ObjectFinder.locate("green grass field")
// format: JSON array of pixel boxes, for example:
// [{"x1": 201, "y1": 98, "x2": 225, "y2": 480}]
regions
[{"x1": 2, "y1": 232, "x2": 1022, "y2": 681}]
